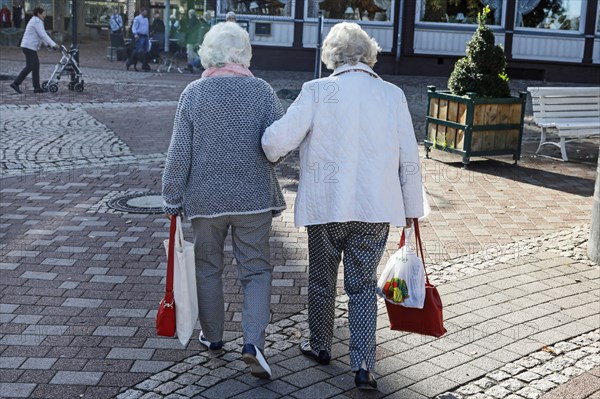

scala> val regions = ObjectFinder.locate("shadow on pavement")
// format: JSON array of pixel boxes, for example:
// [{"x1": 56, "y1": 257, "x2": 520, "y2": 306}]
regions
[{"x1": 447, "y1": 159, "x2": 595, "y2": 197}]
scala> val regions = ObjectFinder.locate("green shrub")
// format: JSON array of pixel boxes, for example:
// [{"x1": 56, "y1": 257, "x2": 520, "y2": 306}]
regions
[{"x1": 448, "y1": 6, "x2": 511, "y2": 98}]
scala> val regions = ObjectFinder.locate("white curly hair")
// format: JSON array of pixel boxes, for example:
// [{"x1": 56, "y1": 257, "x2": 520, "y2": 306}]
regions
[
  {"x1": 321, "y1": 22, "x2": 381, "y2": 70},
  {"x1": 199, "y1": 22, "x2": 252, "y2": 69}
]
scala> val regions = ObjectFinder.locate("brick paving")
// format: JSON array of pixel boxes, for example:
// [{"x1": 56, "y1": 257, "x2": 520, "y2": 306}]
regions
[{"x1": 1, "y1": 41, "x2": 599, "y2": 398}]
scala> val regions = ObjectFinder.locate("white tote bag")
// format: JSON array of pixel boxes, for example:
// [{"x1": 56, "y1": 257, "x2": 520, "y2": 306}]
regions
[
  {"x1": 163, "y1": 216, "x2": 198, "y2": 346},
  {"x1": 377, "y1": 228, "x2": 426, "y2": 309}
]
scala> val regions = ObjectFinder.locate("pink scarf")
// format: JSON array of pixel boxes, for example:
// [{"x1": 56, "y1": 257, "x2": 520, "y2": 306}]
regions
[{"x1": 201, "y1": 63, "x2": 254, "y2": 78}]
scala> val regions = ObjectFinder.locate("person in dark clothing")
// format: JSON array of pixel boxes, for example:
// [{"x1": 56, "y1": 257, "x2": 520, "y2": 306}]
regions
[
  {"x1": 151, "y1": 12, "x2": 165, "y2": 49},
  {"x1": 12, "y1": 5, "x2": 22, "y2": 28}
]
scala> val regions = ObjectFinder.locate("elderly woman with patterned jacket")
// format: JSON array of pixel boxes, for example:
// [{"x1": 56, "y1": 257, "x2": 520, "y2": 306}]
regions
[
  {"x1": 162, "y1": 22, "x2": 285, "y2": 380},
  {"x1": 262, "y1": 22, "x2": 425, "y2": 390}
]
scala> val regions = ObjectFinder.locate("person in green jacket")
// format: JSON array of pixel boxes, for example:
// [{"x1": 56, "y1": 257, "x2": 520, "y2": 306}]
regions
[{"x1": 185, "y1": 9, "x2": 210, "y2": 73}]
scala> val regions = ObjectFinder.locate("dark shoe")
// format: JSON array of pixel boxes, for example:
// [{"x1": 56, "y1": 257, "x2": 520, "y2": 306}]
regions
[
  {"x1": 33, "y1": 88, "x2": 48, "y2": 93},
  {"x1": 241, "y1": 343, "x2": 271, "y2": 379},
  {"x1": 299, "y1": 340, "x2": 330, "y2": 365},
  {"x1": 10, "y1": 82, "x2": 22, "y2": 94},
  {"x1": 125, "y1": 61, "x2": 131, "y2": 70},
  {"x1": 198, "y1": 332, "x2": 223, "y2": 353},
  {"x1": 355, "y1": 368, "x2": 377, "y2": 391}
]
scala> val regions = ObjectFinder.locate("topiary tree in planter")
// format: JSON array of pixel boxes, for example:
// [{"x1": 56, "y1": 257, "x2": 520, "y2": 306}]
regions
[
  {"x1": 424, "y1": 6, "x2": 527, "y2": 168},
  {"x1": 448, "y1": 6, "x2": 510, "y2": 98}
]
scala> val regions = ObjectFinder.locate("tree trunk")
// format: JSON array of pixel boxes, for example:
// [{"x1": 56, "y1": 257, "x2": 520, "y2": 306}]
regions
[{"x1": 589, "y1": 152, "x2": 600, "y2": 264}]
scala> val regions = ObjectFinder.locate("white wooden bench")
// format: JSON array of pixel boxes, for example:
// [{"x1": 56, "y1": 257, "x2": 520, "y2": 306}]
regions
[{"x1": 527, "y1": 86, "x2": 600, "y2": 161}]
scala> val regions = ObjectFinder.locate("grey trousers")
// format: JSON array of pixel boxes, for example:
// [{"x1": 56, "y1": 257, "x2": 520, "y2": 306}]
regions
[
  {"x1": 307, "y1": 222, "x2": 390, "y2": 371},
  {"x1": 192, "y1": 211, "x2": 273, "y2": 350}
]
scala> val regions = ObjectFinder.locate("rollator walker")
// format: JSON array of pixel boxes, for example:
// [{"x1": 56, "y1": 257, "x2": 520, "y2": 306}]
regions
[{"x1": 42, "y1": 45, "x2": 84, "y2": 93}]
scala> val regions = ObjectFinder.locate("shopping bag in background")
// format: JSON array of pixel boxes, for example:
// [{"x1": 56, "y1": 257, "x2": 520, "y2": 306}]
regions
[
  {"x1": 163, "y1": 216, "x2": 198, "y2": 346},
  {"x1": 377, "y1": 228, "x2": 426, "y2": 309}
]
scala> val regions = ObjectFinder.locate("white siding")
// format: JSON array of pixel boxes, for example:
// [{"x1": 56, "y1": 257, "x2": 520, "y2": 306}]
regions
[
  {"x1": 512, "y1": 34, "x2": 585, "y2": 63},
  {"x1": 302, "y1": 23, "x2": 394, "y2": 52},
  {"x1": 414, "y1": 29, "x2": 505, "y2": 56},
  {"x1": 248, "y1": 21, "x2": 295, "y2": 47}
]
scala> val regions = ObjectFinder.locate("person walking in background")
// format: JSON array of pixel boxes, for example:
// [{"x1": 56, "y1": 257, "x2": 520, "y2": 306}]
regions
[
  {"x1": 225, "y1": 11, "x2": 236, "y2": 22},
  {"x1": 128, "y1": 10, "x2": 139, "y2": 37},
  {"x1": 184, "y1": 9, "x2": 200, "y2": 72},
  {"x1": 109, "y1": 7, "x2": 123, "y2": 34},
  {"x1": 262, "y1": 22, "x2": 425, "y2": 391},
  {"x1": 169, "y1": 14, "x2": 180, "y2": 36},
  {"x1": 162, "y1": 22, "x2": 285, "y2": 380},
  {"x1": 127, "y1": 8, "x2": 149, "y2": 70},
  {"x1": 151, "y1": 11, "x2": 165, "y2": 50},
  {"x1": 0, "y1": 4, "x2": 11, "y2": 28},
  {"x1": 183, "y1": 10, "x2": 209, "y2": 73},
  {"x1": 10, "y1": 7, "x2": 59, "y2": 94}
]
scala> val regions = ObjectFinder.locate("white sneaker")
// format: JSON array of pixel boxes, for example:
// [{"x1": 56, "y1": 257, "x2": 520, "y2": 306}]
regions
[
  {"x1": 198, "y1": 331, "x2": 224, "y2": 353},
  {"x1": 241, "y1": 343, "x2": 271, "y2": 379}
]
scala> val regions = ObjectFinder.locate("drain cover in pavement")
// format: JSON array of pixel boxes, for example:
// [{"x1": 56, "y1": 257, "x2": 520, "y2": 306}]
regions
[{"x1": 107, "y1": 192, "x2": 163, "y2": 214}]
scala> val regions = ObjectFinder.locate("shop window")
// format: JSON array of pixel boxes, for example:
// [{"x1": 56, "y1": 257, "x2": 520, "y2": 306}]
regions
[
  {"x1": 25, "y1": 0, "x2": 53, "y2": 16},
  {"x1": 83, "y1": 0, "x2": 128, "y2": 28},
  {"x1": 219, "y1": 0, "x2": 294, "y2": 17},
  {"x1": 418, "y1": 0, "x2": 503, "y2": 25},
  {"x1": 307, "y1": 0, "x2": 392, "y2": 21},
  {"x1": 515, "y1": 0, "x2": 583, "y2": 31},
  {"x1": 596, "y1": 5, "x2": 600, "y2": 34}
]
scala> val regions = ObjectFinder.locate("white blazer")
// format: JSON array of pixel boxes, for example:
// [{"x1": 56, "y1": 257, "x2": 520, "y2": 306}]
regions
[
  {"x1": 262, "y1": 62, "x2": 425, "y2": 227},
  {"x1": 20, "y1": 16, "x2": 56, "y2": 51}
]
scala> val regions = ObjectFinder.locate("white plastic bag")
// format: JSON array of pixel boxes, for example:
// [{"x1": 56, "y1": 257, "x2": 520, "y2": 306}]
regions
[
  {"x1": 377, "y1": 228, "x2": 426, "y2": 309},
  {"x1": 164, "y1": 216, "x2": 198, "y2": 345}
]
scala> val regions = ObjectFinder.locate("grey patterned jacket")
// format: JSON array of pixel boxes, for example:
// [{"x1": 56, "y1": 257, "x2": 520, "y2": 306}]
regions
[{"x1": 162, "y1": 77, "x2": 286, "y2": 218}]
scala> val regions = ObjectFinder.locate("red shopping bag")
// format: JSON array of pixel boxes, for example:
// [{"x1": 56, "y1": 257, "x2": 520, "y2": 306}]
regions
[
  {"x1": 385, "y1": 219, "x2": 447, "y2": 337},
  {"x1": 156, "y1": 216, "x2": 176, "y2": 337}
]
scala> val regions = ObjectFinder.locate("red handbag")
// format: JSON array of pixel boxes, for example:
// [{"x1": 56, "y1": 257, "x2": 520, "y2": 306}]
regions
[
  {"x1": 156, "y1": 216, "x2": 177, "y2": 337},
  {"x1": 385, "y1": 219, "x2": 447, "y2": 337}
]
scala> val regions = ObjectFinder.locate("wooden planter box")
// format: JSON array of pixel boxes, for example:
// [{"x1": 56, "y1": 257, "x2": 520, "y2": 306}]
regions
[{"x1": 424, "y1": 86, "x2": 527, "y2": 167}]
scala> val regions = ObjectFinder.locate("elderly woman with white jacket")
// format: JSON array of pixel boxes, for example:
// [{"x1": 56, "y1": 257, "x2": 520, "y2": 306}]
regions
[
  {"x1": 10, "y1": 7, "x2": 58, "y2": 94},
  {"x1": 262, "y1": 22, "x2": 425, "y2": 390}
]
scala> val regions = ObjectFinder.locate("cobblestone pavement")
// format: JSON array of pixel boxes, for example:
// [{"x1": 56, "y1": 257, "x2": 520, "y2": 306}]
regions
[
  {"x1": 112, "y1": 225, "x2": 599, "y2": 399},
  {"x1": 1, "y1": 43, "x2": 599, "y2": 398}
]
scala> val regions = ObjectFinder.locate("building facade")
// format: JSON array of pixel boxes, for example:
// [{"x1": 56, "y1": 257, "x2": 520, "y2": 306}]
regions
[{"x1": 3, "y1": 0, "x2": 599, "y2": 82}]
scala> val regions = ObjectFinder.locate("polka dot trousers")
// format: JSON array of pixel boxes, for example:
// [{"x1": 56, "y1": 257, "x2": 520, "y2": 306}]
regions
[{"x1": 307, "y1": 221, "x2": 390, "y2": 371}]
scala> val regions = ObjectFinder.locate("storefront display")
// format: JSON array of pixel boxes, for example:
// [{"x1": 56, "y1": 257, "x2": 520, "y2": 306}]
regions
[
  {"x1": 516, "y1": 0, "x2": 583, "y2": 31},
  {"x1": 83, "y1": 0, "x2": 127, "y2": 28},
  {"x1": 219, "y1": 0, "x2": 293, "y2": 17},
  {"x1": 306, "y1": 0, "x2": 392, "y2": 21},
  {"x1": 418, "y1": 0, "x2": 503, "y2": 25}
]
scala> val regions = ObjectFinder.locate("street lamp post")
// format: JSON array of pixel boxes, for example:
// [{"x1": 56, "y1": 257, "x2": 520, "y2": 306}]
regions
[
  {"x1": 71, "y1": 0, "x2": 78, "y2": 62},
  {"x1": 314, "y1": 11, "x2": 324, "y2": 79},
  {"x1": 165, "y1": 0, "x2": 170, "y2": 53}
]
